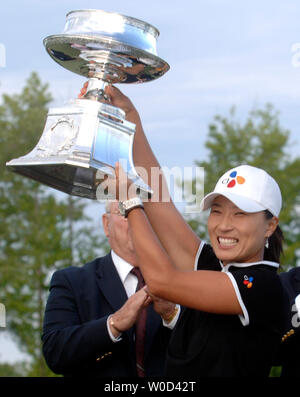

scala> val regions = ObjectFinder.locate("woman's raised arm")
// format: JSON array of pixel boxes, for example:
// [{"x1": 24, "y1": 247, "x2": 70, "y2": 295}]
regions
[{"x1": 106, "y1": 85, "x2": 201, "y2": 271}]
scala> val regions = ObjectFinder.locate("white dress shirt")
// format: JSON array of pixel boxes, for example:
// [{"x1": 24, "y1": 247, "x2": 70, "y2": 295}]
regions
[
  {"x1": 111, "y1": 250, "x2": 138, "y2": 298},
  {"x1": 107, "y1": 250, "x2": 180, "y2": 342}
]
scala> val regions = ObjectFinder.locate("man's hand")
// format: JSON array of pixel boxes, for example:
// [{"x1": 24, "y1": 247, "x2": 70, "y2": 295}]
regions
[{"x1": 109, "y1": 286, "x2": 152, "y2": 338}]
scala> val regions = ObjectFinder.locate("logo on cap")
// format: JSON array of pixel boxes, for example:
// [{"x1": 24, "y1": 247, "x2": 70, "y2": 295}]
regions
[{"x1": 222, "y1": 170, "x2": 246, "y2": 188}]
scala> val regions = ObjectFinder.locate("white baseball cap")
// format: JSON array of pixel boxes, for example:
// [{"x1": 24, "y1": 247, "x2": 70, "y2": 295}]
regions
[{"x1": 200, "y1": 165, "x2": 282, "y2": 217}]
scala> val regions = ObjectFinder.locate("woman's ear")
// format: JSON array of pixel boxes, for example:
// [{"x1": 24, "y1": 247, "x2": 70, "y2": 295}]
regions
[{"x1": 265, "y1": 216, "x2": 279, "y2": 238}]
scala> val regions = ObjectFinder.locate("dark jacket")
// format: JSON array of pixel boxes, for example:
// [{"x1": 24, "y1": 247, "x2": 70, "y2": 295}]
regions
[
  {"x1": 279, "y1": 268, "x2": 300, "y2": 377},
  {"x1": 42, "y1": 252, "x2": 171, "y2": 376}
]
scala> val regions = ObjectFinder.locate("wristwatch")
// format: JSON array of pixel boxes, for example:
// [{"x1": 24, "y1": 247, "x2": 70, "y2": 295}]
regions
[{"x1": 118, "y1": 197, "x2": 144, "y2": 218}]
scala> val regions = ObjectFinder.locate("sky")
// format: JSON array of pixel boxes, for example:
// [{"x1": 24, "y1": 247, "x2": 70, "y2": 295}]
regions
[{"x1": 1, "y1": 0, "x2": 300, "y2": 363}]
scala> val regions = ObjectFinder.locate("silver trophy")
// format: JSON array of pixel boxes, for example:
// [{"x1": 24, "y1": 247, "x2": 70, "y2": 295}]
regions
[{"x1": 6, "y1": 9, "x2": 169, "y2": 200}]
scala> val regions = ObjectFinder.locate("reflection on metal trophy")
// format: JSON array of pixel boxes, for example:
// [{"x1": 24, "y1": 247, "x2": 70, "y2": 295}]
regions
[{"x1": 6, "y1": 9, "x2": 169, "y2": 200}]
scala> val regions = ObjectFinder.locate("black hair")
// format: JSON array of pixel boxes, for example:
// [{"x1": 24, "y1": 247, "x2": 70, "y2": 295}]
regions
[{"x1": 263, "y1": 210, "x2": 284, "y2": 264}]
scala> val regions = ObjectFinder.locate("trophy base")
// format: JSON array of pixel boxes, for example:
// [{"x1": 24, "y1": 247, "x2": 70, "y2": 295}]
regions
[{"x1": 6, "y1": 98, "x2": 152, "y2": 201}]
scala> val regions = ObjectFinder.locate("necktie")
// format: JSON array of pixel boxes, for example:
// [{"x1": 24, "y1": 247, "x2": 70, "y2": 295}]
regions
[{"x1": 130, "y1": 267, "x2": 147, "y2": 377}]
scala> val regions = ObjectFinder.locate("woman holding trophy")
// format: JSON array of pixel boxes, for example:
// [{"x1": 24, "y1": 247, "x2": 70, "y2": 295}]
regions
[{"x1": 79, "y1": 84, "x2": 289, "y2": 377}]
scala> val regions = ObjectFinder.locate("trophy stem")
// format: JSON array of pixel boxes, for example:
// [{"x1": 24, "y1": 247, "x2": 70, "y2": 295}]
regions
[{"x1": 84, "y1": 78, "x2": 110, "y2": 102}]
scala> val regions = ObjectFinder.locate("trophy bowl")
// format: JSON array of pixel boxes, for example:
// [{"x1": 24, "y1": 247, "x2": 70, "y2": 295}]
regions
[
  {"x1": 44, "y1": 9, "x2": 169, "y2": 83},
  {"x1": 6, "y1": 10, "x2": 170, "y2": 200}
]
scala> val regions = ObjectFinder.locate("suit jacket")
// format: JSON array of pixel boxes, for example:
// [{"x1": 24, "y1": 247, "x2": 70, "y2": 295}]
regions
[
  {"x1": 279, "y1": 268, "x2": 300, "y2": 377},
  {"x1": 42, "y1": 252, "x2": 171, "y2": 377}
]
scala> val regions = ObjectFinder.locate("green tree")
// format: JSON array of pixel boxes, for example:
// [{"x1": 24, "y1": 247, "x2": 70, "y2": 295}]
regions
[
  {"x1": 185, "y1": 104, "x2": 300, "y2": 269},
  {"x1": 0, "y1": 361, "x2": 28, "y2": 377},
  {"x1": 0, "y1": 73, "x2": 104, "y2": 376}
]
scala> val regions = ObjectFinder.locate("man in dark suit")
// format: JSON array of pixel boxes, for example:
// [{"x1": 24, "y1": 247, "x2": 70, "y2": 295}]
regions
[{"x1": 42, "y1": 201, "x2": 179, "y2": 377}]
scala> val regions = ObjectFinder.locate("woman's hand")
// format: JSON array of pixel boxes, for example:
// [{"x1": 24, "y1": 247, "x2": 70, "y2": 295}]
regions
[
  {"x1": 98, "y1": 161, "x2": 137, "y2": 202},
  {"x1": 146, "y1": 288, "x2": 178, "y2": 323},
  {"x1": 78, "y1": 81, "x2": 89, "y2": 99},
  {"x1": 105, "y1": 85, "x2": 141, "y2": 125},
  {"x1": 114, "y1": 161, "x2": 137, "y2": 202},
  {"x1": 78, "y1": 82, "x2": 141, "y2": 126}
]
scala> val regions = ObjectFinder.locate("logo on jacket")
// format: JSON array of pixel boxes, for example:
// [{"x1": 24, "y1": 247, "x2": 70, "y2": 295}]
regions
[{"x1": 243, "y1": 275, "x2": 253, "y2": 288}]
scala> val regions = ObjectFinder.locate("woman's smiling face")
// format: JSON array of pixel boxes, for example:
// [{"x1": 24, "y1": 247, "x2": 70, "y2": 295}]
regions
[{"x1": 207, "y1": 195, "x2": 277, "y2": 265}]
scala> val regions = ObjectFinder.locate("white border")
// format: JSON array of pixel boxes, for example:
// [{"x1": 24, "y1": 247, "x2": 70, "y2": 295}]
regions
[
  {"x1": 193, "y1": 240, "x2": 205, "y2": 271},
  {"x1": 224, "y1": 272, "x2": 249, "y2": 326}
]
